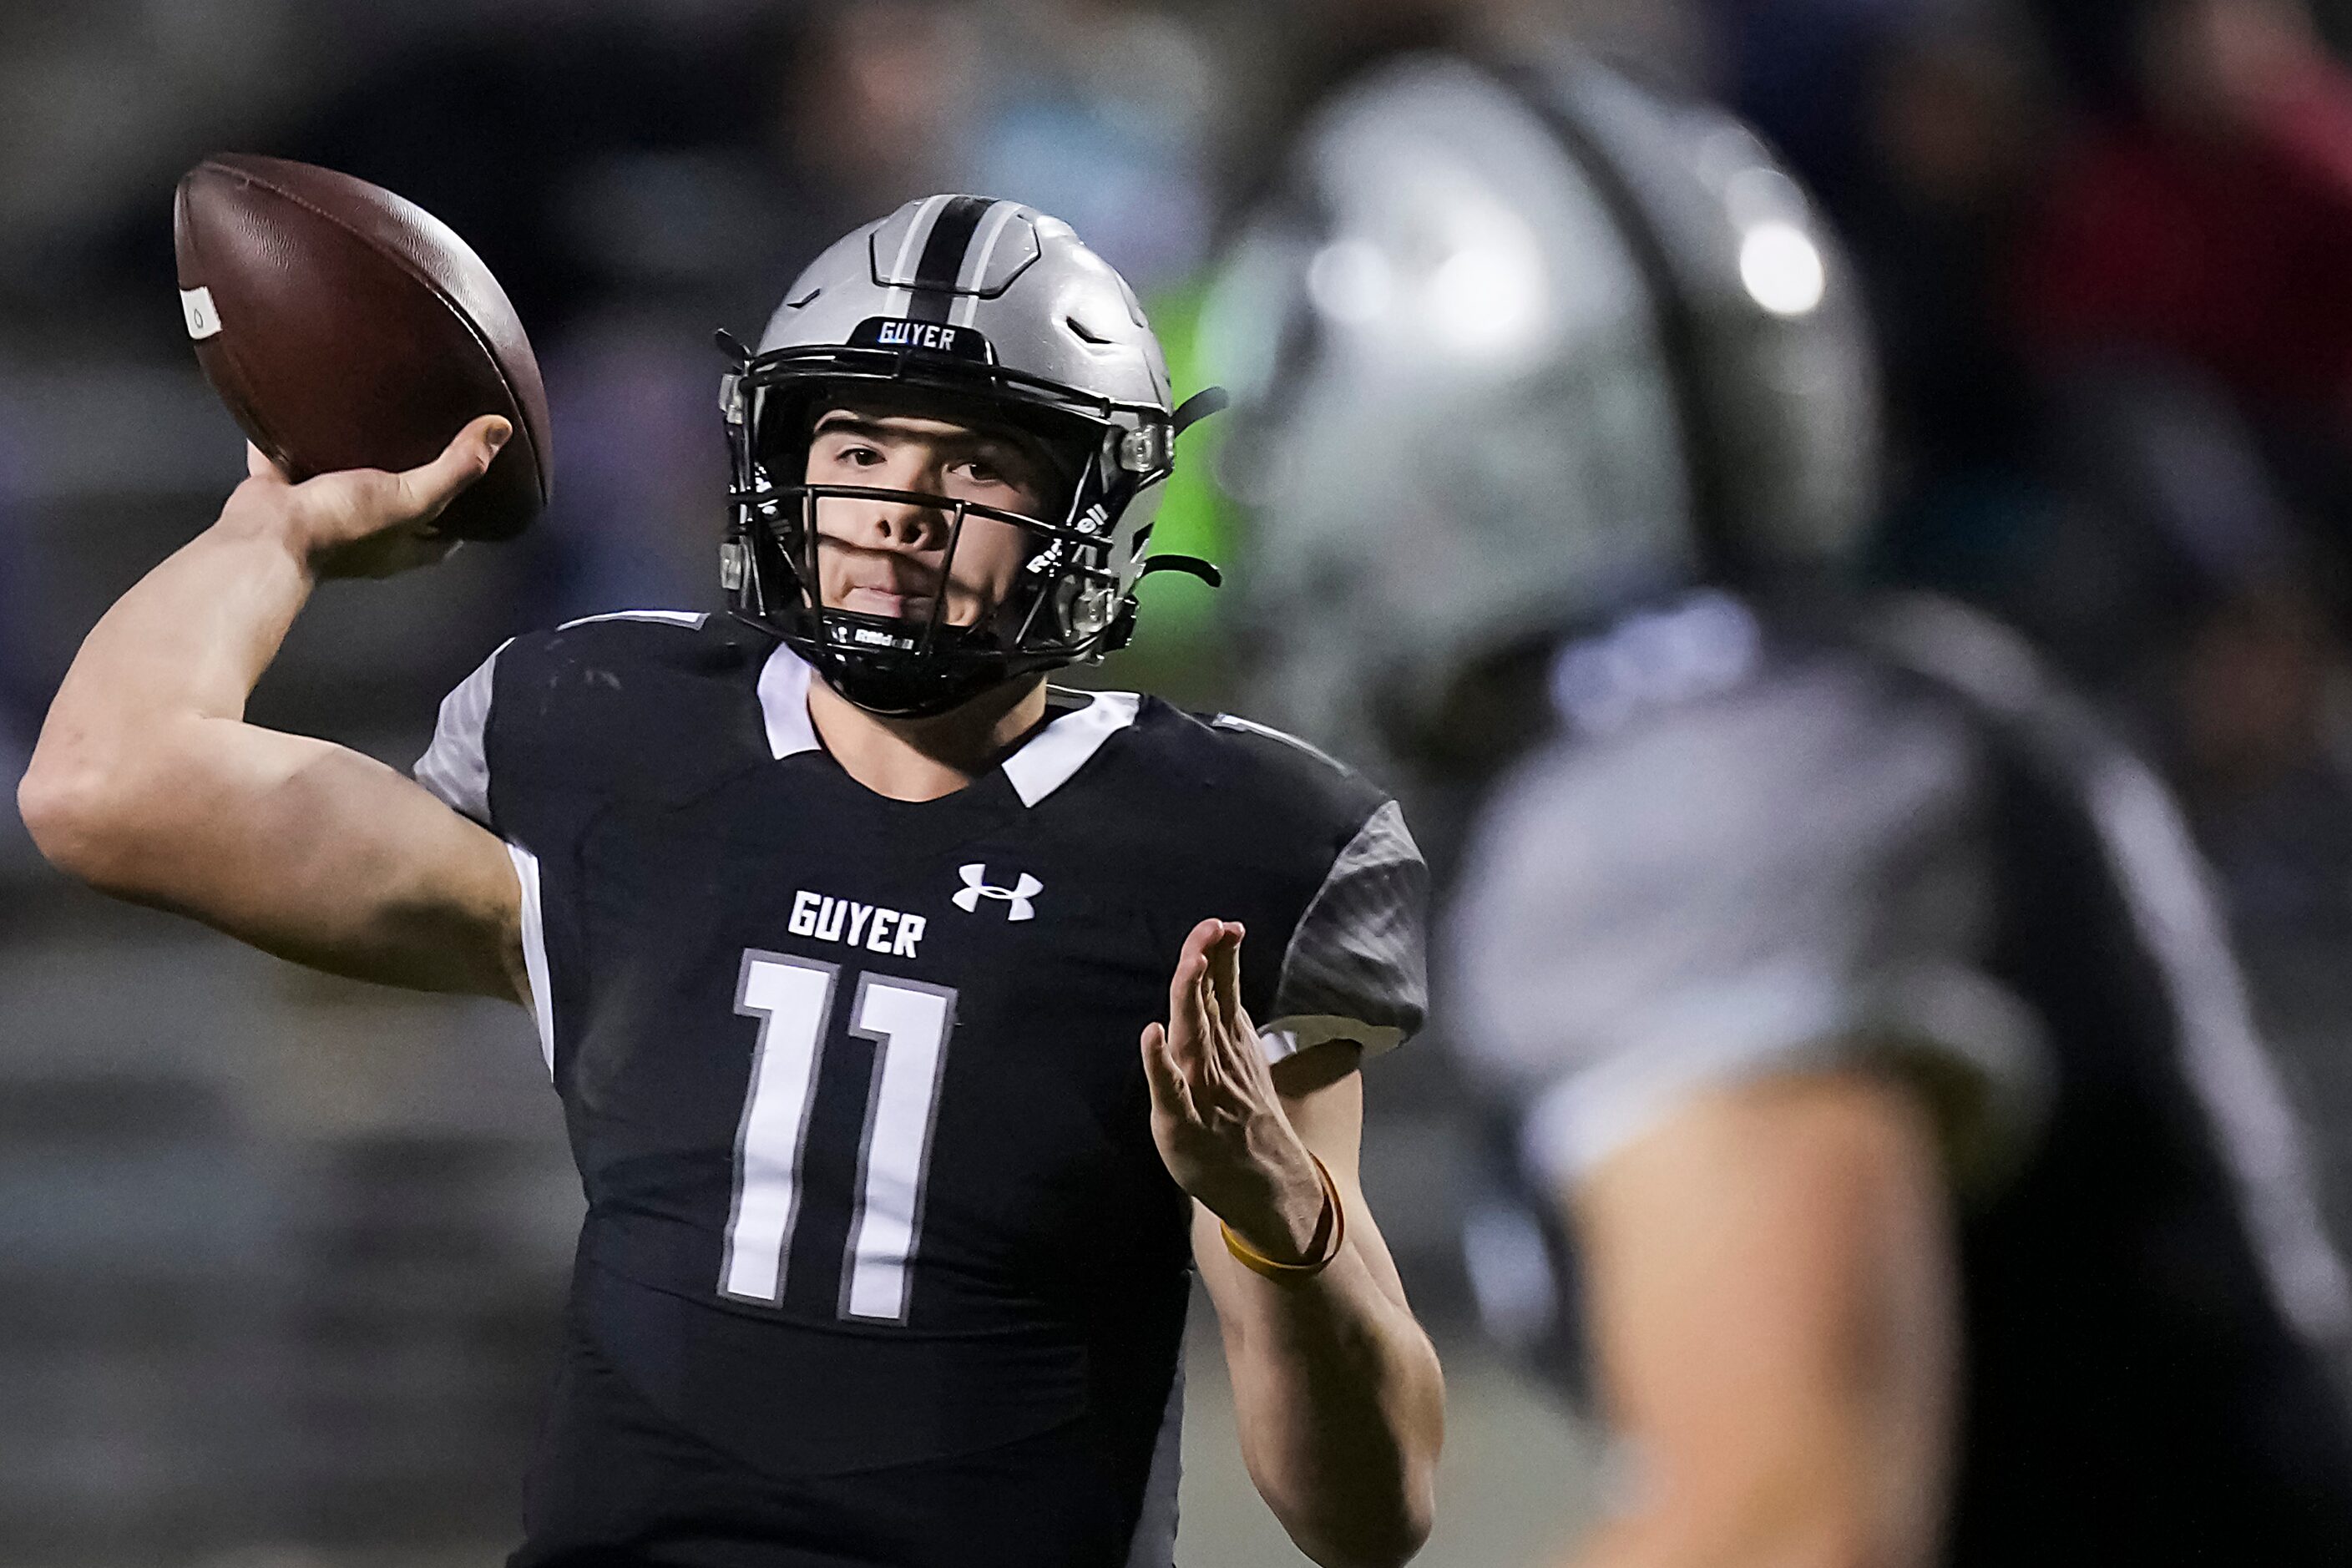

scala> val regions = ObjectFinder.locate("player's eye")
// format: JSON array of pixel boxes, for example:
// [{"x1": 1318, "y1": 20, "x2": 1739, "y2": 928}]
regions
[
  {"x1": 954, "y1": 457, "x2": 1008, "y2": 487},
  {"x1": 836, "y1": 443, "x2": 883, "y2": 468}
]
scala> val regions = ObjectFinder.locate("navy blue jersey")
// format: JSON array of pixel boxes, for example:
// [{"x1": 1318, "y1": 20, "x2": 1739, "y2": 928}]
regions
[
  {"x1": 1452, "y1": 593, "x2": 2352, "y2": 1564},
  {"x1": 416, "y1": 610, "x2": 1427, "y2": 1568}
]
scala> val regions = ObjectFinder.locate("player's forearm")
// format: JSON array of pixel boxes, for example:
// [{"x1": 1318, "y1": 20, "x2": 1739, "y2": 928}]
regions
[
  {"x1": 20, "y1": 513, "x2": 313, "y2": 875},
  {"x1": 1557, "y1": 1386, "x2": 1945, "y2": 1568},
  {"x1": 1216, "y1": 1243, "x2": 1444, "y2": 1568},
  {"x1": 1565, "y1": 1465, "x2": 1931, "y2": 1568},
  {"x1": 62, "y1": 508, "x2": 311, "y2": 727}
]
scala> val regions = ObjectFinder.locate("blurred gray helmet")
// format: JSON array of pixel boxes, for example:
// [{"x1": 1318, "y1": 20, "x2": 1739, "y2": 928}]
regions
[
  {"x1": 722, "y1": 195, "x2": 1216, "y2": 716},
  {"x1": 1211, "y1": 53, "x2": 1877, "y2": 762}
]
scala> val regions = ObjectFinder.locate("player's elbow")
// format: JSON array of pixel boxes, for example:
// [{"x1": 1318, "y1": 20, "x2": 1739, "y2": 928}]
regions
[
  {"x1": 1306, "y1": 1518, "x2": 1432, "y2": 1568},
  {"x1": 1288, "y1": 1476, "x2": 1436, "y2": 1568},
  {"x1": 18, "y1": 746, "x2": 153, "y2": 892},
  {"x1": 1376, "y1": 1480, "x2": 1439, "y2": 1568}
]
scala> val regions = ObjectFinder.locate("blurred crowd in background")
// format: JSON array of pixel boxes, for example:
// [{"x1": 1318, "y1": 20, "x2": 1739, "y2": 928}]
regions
[{"x1": 13, "y1": 0, "x2": 2352, "y2": 1562}]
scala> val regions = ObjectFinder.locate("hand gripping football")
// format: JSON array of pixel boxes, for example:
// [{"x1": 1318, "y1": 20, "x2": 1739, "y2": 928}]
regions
[{"x1": 173, "y1": 154, "x2": 552, "y2": 541}]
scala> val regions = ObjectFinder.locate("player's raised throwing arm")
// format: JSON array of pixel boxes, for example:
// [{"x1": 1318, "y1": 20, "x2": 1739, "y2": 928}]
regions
[
  {"x1": 1146, "y1": 919, "x2": 1445, "y2": 1568},
  {"x1": 17, "y1": 417, "x2": 527, "y2": 1000}
]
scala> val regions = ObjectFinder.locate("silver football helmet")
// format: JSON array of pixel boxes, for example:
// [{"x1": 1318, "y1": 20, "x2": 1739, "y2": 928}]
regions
[
  {"x1": 1211, "y1": 53, "x2": 1878, "y2": 764},
  {"x1": 722, "y1": 195, "x2": 1218, "y2": 716}
]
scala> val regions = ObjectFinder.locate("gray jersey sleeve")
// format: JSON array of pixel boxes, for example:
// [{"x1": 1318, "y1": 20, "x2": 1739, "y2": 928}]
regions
[
  {"x1": 412, "y1": 641, "x2": 508, "y2": 829},
  {"x1": 1449, "y1": 658, "x2": 2051, "y2": 1189},
  {"x1": 1262, "y1": 799, "x2": 1432, "y2": 1062}
]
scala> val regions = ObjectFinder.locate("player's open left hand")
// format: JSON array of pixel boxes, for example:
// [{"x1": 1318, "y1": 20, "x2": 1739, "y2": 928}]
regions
[
  {"x1": 221, "y1": 414, "x2": 509, "y2": 579},
  {"x1": 1142, "y1": 918, "x2": 1329, "y2": 1263}
]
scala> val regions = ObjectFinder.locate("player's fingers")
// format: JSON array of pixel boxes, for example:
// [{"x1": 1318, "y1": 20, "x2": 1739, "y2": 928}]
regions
[
  {"x1": 1165, "y1": 923, "x2": 1219, "y2": 1031},
  {"x1": 1190, "y1": 961, "x2": 1251, "y2": 1100},
  {"x1": 1164, "y1": 946, "x2": 1199, "y2": 1013},
  {"x1": 1187, "y1": 926, "x2": 1245, "y2": 1085},
  {"x1": 1183, "y1": 962, "x2": 1214, "y2": 1057},
  {"x1": 391, "y1": 414, "x2": 511, "y2": 524},
  {"x1": 1164, "y1": 956, "x2": 1213, "y2": 1076},
  {"x1": 1140, "y1": 1023, "x2": 1197, "y2": 1124},
  {"x1": 1207, "y1": 923, "x2": 1246, "y2": 1033}
]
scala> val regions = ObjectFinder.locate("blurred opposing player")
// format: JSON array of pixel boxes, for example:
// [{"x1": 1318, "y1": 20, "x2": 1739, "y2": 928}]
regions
[
  {"x1": 1216, "y1": 48, "x2": 2352, "y2": 1565},
  {"x1": 21, "y1": 200, "x2": 1444, "y2": 1567}
]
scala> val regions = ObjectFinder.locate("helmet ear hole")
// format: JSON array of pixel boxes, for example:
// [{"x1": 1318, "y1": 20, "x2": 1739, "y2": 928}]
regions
[{"x1": 1053, "y1": 575, "x2": 1119, "y2": 640}]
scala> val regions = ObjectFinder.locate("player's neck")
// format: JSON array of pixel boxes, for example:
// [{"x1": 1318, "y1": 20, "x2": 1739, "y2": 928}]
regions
[{"x1": 807, "y1": 674, "x2": 1053, "y2": 802}]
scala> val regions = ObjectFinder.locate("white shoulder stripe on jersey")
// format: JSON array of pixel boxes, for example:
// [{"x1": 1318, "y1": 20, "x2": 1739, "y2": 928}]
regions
[
  {"x1": 757, "y1": 641, "x2": 822, "y2": 761},
  {"x1": 555, "y1": 609, "x2": 710, "y2": 631},
  {"x1": 1004, "y1": 690, "x2": 1143, "y2": 807},
  {"x1": 507, "y1": 843, "x2": 556, "y2": 1079},
  {"x1": 1210, "y1": 712, "x2": 1350, "y2": 774},
  {"x1": 2088, "y1": 751, "x2": 2352, "y2": 1344},
  {"x1": 414, "y1": 636, "x2": 514, "y2": 827}
]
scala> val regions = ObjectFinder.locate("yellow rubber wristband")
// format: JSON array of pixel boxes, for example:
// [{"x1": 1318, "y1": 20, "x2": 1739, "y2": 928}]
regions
[{"x1": 1221, "y1": 1155, "x2": 1346, "y2": 1281}]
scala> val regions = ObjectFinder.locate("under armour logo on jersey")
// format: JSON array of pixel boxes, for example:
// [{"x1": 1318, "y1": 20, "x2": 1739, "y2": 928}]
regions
[{"x1": 953, "y1": 864, "x2": 1042, "y2": 921}]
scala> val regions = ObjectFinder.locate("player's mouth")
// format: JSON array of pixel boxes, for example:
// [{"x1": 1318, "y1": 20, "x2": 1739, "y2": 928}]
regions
[{"x1": 834, "y1": 585, "x2": 938, "y2": 620}]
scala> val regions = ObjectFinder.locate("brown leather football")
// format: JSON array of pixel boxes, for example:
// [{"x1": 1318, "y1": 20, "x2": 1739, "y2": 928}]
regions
[{"x1": 173, "y1": 154, "x2": 552, "y2": 542}]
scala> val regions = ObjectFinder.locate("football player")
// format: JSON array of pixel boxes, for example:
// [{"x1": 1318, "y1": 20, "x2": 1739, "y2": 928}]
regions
[
  {"x1": 1216, "y1": 48, "x2": 2352, "y2": 1566},
  {"x1": 19, "y1": 198, "x2": 1444, "y2": 1567}
]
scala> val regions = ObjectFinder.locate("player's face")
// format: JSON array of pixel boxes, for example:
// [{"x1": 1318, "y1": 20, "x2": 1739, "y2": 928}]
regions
[{"x1": 803, "y1": 404, "x2": 1060, "y2": 630}]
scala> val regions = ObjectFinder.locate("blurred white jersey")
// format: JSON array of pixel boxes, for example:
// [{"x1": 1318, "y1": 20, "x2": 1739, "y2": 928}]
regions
[{"x1": 1448, "y1": 592, "x2": 2352, "y2": 1563}]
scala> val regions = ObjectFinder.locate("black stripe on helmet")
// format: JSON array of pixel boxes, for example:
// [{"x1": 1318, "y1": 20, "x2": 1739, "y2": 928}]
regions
[
  {"x1": 906, "y1": 195, "x2": 993, "y2": 324},
  {"x1": 1483, "y1": 63, "x2": 1740, "y2": 583}
]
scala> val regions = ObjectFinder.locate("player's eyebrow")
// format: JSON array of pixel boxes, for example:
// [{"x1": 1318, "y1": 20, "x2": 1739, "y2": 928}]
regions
[
  {"x1": 812, "y1": 410, "x2": 1042, "y2": 469},
  {"x1": 810, "y1": 411, "x2": 909, "y2": 444}
]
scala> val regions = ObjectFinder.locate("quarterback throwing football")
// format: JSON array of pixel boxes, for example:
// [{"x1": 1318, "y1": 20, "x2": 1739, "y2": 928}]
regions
[{"x1": 20, "y1": 197, "x2": 1444, "y2": 1568}]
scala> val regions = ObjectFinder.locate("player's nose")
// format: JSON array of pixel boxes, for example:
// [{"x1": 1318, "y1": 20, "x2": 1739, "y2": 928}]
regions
[
  {"x1": 880, "y1": 453, "x2": 963, "y2": 543},
  {"x1": 842, "y1": 473, "x2": 951, "y2": 551},
  {"x1": 865, "y1": 497, "x2": 948, "y2": 552}
]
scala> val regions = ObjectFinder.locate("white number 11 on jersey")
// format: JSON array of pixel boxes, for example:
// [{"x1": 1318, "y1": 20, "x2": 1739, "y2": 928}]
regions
[{"x1": 720, "y1": 949, "x2": 957, "y2": 1323}]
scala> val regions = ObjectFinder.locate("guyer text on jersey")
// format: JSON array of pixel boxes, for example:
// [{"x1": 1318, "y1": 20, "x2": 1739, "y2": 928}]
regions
[{"x1": 787, "y1": 890, "x2": 926, "y2": 959}]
